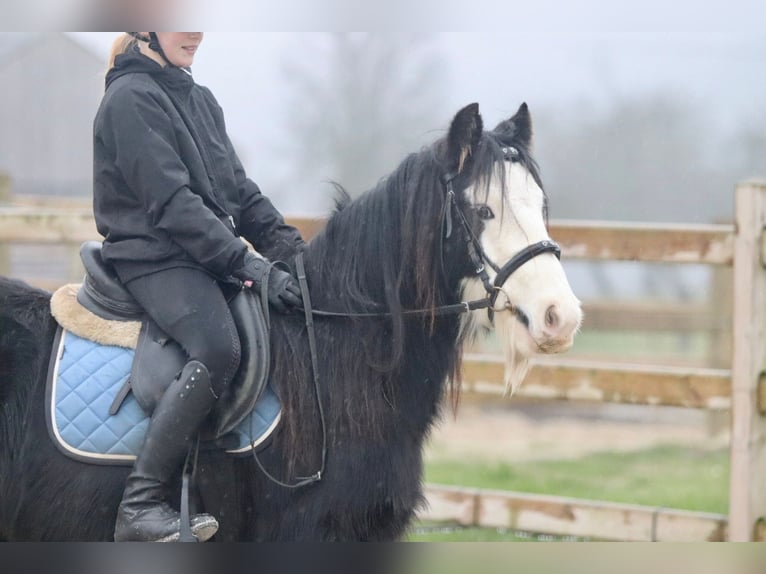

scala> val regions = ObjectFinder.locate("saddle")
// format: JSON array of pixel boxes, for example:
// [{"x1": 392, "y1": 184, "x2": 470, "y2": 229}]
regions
[{"x1": 46, "y1": 241, "x2": 280, "y2": 463}]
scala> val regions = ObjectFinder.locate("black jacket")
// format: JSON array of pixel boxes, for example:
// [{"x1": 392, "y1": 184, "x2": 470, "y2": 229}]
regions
[{"x1": 93, "y1": 48, "x2": 303, "y2": 283}]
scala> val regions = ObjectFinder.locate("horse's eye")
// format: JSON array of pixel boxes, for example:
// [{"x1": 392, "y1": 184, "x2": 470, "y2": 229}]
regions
[
  {"x1": 501, "y1": 146, "x2": 520, "y2": 161},
  {"x1": 475, "y1": 205, "x2": 495, "y2": 220}
]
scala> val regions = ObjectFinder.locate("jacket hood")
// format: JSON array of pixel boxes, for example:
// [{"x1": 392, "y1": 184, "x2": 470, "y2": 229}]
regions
[{"x1": 105, "y1": 47, "x2": 194, "y2": 96}]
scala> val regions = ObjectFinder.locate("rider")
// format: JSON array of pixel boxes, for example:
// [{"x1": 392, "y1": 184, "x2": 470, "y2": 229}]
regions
[{"x1": 94, "y1": 32, "x2": 305, "y2": 542}]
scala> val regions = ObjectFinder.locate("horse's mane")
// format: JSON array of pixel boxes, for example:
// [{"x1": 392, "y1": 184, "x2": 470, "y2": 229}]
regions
[
  {"x1": 0, "y1": 277, "x2": 53, "y2": 333},
  {"x1": 273, "y1": 120, "x2": 544, "y2": 464}
]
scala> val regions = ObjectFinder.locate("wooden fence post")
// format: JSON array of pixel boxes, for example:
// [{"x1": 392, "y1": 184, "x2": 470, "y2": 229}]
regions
[
  {"x1": 0, "y1": 172, "x2": 10, "y2": 202},
  {"x1": 705, "y1": 266, "x2": 733, "y2": 436},
  {"x1": 729, "y1": 180, "x2": 766, "y2": 541},
  {"x1": 0, "y1": 173, "x2": 11, "y2": 275}
]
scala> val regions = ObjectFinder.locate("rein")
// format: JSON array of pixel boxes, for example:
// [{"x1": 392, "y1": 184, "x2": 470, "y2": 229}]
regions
[{"x1": 248, "y1": 255, "x2": 326, "y2": 490}]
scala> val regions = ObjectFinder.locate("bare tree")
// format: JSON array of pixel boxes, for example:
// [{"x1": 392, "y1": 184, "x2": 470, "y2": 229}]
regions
[
  {"x1": 532, "y1": 93, "x2": 760, "y2": 302},
  {"x1": 734, "y1": 123, "x2": 766, "y2": 181},
  {"x1": 280, "y1": 33, "x2": 447, "y2": 207},
  {"x1": 535, "y1": 94, "x2": 734, "y2": 224}
]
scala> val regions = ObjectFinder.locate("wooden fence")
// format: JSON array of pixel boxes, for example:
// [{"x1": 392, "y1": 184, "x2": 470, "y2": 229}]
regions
[{"x1": 1, "y1": 180, "x2": 765, "y2": 541}]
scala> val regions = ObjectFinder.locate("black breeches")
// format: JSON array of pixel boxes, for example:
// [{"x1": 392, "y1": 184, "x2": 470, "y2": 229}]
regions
[{"x1": 124, "y1": 267, "x2": 241, "y2": 397}]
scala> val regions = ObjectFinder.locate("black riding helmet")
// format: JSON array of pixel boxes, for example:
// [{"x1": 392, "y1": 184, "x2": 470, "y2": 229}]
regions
[{"x1": 128, "y1": 32, "x2": 172, "y2": 66}]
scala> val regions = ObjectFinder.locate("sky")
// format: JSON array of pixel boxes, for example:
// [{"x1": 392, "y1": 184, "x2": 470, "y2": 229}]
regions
[{"x1": 71, "y1": 31, "x2": 766, "y2": 132}]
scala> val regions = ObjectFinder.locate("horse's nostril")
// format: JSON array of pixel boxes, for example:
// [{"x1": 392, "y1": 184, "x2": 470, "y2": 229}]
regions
[{"x1": 545, "y1": 305, "x2": 559, "y2": 329}]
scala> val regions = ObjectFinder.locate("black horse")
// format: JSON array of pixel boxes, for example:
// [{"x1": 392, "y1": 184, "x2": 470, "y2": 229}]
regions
[{"x1": 0, "y1": 103, "x2": 581, "y2": 541}]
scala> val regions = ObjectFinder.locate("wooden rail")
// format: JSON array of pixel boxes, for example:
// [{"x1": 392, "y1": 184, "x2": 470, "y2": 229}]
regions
[
  {"x1": 0, "y1": 208, "x2": 97, "y2": 243},
  {"x1": 580, "y1": 300, "x2": 723, "y2": 332},
  {"x1": 552, "y1": 220, "x2": 734, "y2": 265},
  {"x1": 421, "y1": 485, "x2": 736, "y2": 542},
  {"x1": 463, "y1": 355, "x2": 732, "y2": 411},
  {"x1": 0, "y1": 208, "x2": 328, "y2": 245},
  {"x1": 0, "y1": 209, "x2": 736, "y2": 265}
]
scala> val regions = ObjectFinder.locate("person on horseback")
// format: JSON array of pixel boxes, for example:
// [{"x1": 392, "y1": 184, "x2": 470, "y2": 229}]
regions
[{"x1": 93, "y1": 32, "x2": 304, "y2": 542}]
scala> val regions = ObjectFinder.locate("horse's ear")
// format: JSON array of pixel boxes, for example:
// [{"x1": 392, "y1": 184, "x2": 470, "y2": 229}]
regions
[
  {"x1": 509, "y1": 102, "x2": 532, "y2": 146},
  {"x1": 447, "y1": 103, "x2": 483, "y2": 173}
]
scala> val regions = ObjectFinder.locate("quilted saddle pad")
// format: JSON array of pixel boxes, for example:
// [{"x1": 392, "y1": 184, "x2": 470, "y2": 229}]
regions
[{"x1": 45, "y1": 328, "x2": 281, "y2": 465}]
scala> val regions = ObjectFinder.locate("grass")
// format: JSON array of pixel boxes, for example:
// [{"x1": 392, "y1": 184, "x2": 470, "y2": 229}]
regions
[
  {"x1": 425, "y1": 445, "x2": 729, "y2": 512},
  {"x1": 408, "y1": 445, "x2": 729, "y2": 541},
  {"x1": 407, "y1": 525, "x2": 536, "y2": 542}
]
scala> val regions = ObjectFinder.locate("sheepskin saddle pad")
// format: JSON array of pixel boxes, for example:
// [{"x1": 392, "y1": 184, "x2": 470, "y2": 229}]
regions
[{"x1": 46, "y1": 282, "x2": 281, "y2": 465}]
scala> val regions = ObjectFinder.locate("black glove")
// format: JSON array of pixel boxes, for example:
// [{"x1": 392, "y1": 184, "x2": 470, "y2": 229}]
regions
[{"x1": 232, "y1": 252, "x2": 302, "y2": 313}]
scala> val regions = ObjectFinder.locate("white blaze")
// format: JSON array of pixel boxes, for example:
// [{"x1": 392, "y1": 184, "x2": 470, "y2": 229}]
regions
[{"x1": 461, "y1": 161, "x2": 582, "y2": 395}]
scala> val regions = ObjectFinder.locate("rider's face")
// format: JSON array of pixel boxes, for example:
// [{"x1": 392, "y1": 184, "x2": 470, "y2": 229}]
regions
[{"x1": 151, "y1": 32, "x2": 204, "y2": 68}]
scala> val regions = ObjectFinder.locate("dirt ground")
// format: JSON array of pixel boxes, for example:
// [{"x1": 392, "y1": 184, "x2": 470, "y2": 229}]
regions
[{"x1": 424, "y1": 397, "x2": 730, "y2": 463}]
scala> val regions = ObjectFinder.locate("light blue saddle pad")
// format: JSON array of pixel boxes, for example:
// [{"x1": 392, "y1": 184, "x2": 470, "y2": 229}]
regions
[{"x1": 45, "y1": 329, "x2": 281, "y2": 465}]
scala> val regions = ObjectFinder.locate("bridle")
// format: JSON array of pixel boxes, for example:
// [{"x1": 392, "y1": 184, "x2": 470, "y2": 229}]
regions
[
  {"x1": 303, "y1": 145, "x2": 561, "y2": 321},
  {"x1": 440, "y1": 148, "x2": 561, "y2": 320}
]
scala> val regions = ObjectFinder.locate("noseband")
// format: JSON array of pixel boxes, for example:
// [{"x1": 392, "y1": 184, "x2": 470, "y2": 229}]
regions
[{"x1": 441, "y1": 156, "x2": 561, "y2": 317}]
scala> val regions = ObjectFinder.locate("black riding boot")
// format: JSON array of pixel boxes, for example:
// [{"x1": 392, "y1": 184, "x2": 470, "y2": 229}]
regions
[{"x1": 114, "y1": 360, "x2": 219, "y2": 542}]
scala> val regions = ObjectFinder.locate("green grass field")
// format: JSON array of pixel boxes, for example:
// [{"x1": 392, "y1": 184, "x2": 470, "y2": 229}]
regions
[{"x1": 408, "y1": 445, "x2": 729, "y2": 541}]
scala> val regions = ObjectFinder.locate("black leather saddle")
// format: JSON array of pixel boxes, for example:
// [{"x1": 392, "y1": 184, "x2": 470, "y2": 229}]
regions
[{"x1": 76, "y1": 241, "x2": 271, "y2": 439}]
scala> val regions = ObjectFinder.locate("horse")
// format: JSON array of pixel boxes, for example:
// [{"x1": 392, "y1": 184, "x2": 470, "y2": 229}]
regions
[{"x1": 0, "y1": 102, "x2": 582, "y2": 541}]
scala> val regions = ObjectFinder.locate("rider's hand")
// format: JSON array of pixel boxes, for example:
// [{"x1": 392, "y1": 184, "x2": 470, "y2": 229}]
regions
[{"x1": 232, "y1": 252, "x2": 302, "y2": 313}]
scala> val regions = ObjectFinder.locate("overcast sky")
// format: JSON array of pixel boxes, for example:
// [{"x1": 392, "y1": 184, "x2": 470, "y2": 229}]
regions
[
  {"x1": 72, "y1": 30, "x2": 766, "y2": 133},
  {"x1": 69, "y1": 29, "x2": 765, "y2": 214}
]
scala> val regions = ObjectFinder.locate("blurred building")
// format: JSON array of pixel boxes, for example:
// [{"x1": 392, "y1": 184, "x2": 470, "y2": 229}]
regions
[{"x1": 0, "y1": 33, "x2": 104, "y2": 198}]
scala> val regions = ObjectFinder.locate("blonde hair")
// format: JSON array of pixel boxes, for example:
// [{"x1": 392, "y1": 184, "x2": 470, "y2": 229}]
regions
[{"x1": 107, "y1": 33, "x2": 138, "y2": 71}]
